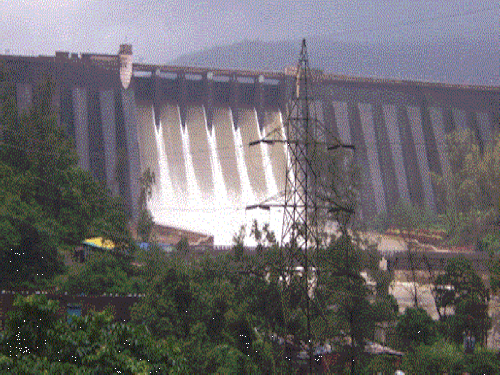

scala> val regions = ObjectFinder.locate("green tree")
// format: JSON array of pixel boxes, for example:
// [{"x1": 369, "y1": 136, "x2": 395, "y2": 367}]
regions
[
  {"x1": 401, "y1": 339, "x2": 465, "y2": 374},
  {"x1": 0, "y1": 74, "x2": 133, "y2": 288},
  {"x1": 0, "y1": 294, "x2": 186, "y2": 373},
  {"x1": 433, "y1": 256, "x2": 490, "y2": 345},
  {"x1": 60, "y1": 251, "x2": 143, "y2": 295},
  {"x1": 175, "y1": 236, "x2": 190, "y2": 256},
  {"x1": 136, "y1": 168, "x2": 156, "y2": 242},
  {"x1": 135, "y1": 242, "x2": 172, "y2": 282},
  {"x1": 396, "y1": 307, "x2": 437, "y2": 348},
  {"x1": 0, "y1": 218, "x2": 64, "y2": 288},
  {"x1": 432, "y1": 128, "x2": 500, "y2": 246},
  {"x1": 1, "y1": 294, "x2": 60, "y2": 358},
  {"x1": 131, "y1": 266, "x2": 199, "y2": 339},
  {"x1": 313, "y1": 233, "x2": 377, "y2": 371}
]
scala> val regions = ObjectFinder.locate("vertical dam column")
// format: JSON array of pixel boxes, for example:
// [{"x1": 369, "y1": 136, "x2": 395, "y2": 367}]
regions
[
  {"x1": 407, "y1": 106, "x2": 436, "y2": 211},
  {"x1": 154, "y1": 118, "x2": 174, "y2": 203},
  {"x1": 442, "y1": 108, "x2": 456, "y2": 134},
  {"x1": 358, "y1": 103, "x2": 387, "y2": 214},
  {"x1": 256, "y1": 110, "x2": 279, "y2": 197},
  {"x1": 99, "y1": 89, "x2": 119, "y2": 196},
  {"x1": 428, "y1": 106, "x2": 452, "y2": 212},
  {"x1": 206, "y1": 115, "x2": 228, "y2": 205},
  {"x1": 398, "y1": 106, "x2": 425, "y2": 206},
  {"x1": 420, "y1": 105, "x2": 441, "y2": 176},
  {"x1": 181, "y1": 114, "x2": 202, "y2": 207},
  {"x1": 452, "y1": 108, "x2": 467, "y2": 130},
  {"x1": 428, "y1": 107, "x2": 451, "y2": 179},
  {"x1": 88, "y1": 89, "x2": 105, "y2": 182},
  {"x1": 311, "y1": 99, "x2": 326, "y2": 142},
  {"x1": 135, "y1": 104, "x2": 160, "y2": 190},
  {"x1": 348, "y1": 101, "x2": 377, "y2": 219},
  {"x1": 372, "y1": 104, "x2": 399, "y2": 209},
  {"x1": 72, "y1": 87, "x2": 90, "y2": 172},
  {"x1": 121, "y1": 88, "x2": 142, "y2": 219},
  {"x1": 16, "y1": 83, "x2": 33, "y2": 114},
  {"x1": 262, "y1": 111, "x2": 287, "y2": 194},
  {"x1": 324, "y1": 101, "x2": 340, "y2": 141},
  {"x1": 331, "y1": 101, "x2": 352, "y2": 145},
  {"x1": 232, "y1": 111, "x2": 255, "y2": 203},
  {"x1": 382, "y1": 104, "x2": 411, "y2": 203},
  {"x1": 476, "y1": 112, "x2": 493, "y2": 146}
]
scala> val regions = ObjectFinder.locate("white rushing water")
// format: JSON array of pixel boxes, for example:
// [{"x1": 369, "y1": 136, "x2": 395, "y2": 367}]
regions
[{"x1": 142, "y1": 104, "x2": 286, "y2": 245}]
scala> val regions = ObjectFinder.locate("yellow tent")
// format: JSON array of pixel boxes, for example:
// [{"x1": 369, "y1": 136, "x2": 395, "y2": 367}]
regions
[{"x1": 82, "y1": 237, "x2": 115, "y2": 250}]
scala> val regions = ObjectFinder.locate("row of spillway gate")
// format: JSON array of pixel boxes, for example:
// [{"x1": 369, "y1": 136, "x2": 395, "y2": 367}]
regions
[
  {"x1": 135, "y1": 100, "x2": 497, "y2": 245},
  {"x1": 136, "y1": 103, "x2": 288, "y2": 245}
]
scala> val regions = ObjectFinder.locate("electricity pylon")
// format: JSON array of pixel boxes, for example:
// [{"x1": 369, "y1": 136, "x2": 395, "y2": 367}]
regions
[
  {"x1": 248, "y1": 38, "x2": 355, "y2": 373},
  {"x1": 249, "y1": 38, "x2": 354, "y2": 249}
]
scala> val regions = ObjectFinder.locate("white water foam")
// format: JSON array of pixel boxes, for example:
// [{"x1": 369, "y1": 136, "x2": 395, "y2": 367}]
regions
[{"x1": 145, "y1": 104, "x2": 289, "y2": 246}]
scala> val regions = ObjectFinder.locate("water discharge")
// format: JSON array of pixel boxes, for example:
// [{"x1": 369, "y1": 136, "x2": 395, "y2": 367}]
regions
[
  {"x1": 232, "y1": 110, "x2": 255, "y2": 206},
  {"x1": 258, "y1": 111, "x2": 278, "y2": 198},
  {"x1": 206, "y1": 110, "x2": 228, "y2": 205},
  {"x1": 153, "y1": 118, "x2": 173, "y2": 200},
  {"x1": 139, "y1": 103, "x2": 287, "y2": 245},
  {"x1": 180, "y1": 119, "x2": 202, "y2": 208}
]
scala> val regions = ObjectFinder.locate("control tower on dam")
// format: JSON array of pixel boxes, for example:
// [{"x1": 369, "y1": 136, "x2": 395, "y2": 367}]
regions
[{"x1": 1, "y1": 45, "x2": 498, "y2": 244}]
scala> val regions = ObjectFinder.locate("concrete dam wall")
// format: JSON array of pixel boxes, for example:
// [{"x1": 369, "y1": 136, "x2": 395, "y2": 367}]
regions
[{"x1": 1, "y1": 48, "x2": 498, "y2": 244}]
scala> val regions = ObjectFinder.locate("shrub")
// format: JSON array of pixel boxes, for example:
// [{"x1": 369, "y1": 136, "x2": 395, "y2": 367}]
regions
[
  {"x1": 396, "y1": 307, "x2": 437, "y2": 348},
  {"x1": 402, "y1": 339, "x2": 464, "y2": 374},
  {"x1": 364, "y1": 354, "x2": 399, "y2": 374},
  {"x1": 463, "y1": 347, "x2": 500, "y2": 375}
]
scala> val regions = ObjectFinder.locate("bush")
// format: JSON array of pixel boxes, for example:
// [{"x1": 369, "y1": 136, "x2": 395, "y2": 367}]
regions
[
  {"x1": 364, "y1": 354, "x2": 399, "y2": 374},
  {"x1": 478, "y1": 232, "x2": 500, "y2": 253},
  {"x1": 60, "y1": 251, "x2": 143, "y2": 295},
  {"x1": 396, "y1": 307, "x2": 437, "y2": 348},
  {"x1": 464, "y1": 347, "x2": 500, "y2": 375},
  {"x1": 205, "y1": 344, "x2": 259, "y2": 374},
  {"x1": 402, "y1": 339, "x2": 464, "y2": 374}
]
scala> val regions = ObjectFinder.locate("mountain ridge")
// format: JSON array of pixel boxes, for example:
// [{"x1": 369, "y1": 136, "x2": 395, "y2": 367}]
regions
[{"x1": 168, "y1": 37, "x2": 499, "y2": 86}]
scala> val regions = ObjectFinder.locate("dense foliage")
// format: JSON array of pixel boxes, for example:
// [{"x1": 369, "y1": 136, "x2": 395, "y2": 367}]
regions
[
  {"x1": 396, "y1": 307, "x2": 437, "y2": 347},
  {"x1": 60, "y1": 251, "x2": 144, "y2": 295},
  {"x1": 433, "y1": 256, "x2": 491, "y2": 345},
  {"x1": 431, "y1": 128, "x2": 500, "y2": 247},
  {"x1": 0, "y1": 72, "x2": 132, "y2": 288},
  {"x1": 368, "y1": 128, "x2": 500, "y2": 250},
  {"x1": 0, "y1": 294, "x2": 185, "y2": 374}
]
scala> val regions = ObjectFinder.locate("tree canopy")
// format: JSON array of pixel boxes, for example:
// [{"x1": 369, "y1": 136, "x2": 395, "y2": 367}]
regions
[
  {"x1": 431, "y1": 128, "x2": 500, "y2": 247},
  {"x1": 433, "y1": 256, "x2": 490, "y2": 345},
  {"x1": 0, "y1": 70, "x2": 133, "y2": 288},
  {"x1": 0, "y1": 294, "x2": 186, "y2": 373}
]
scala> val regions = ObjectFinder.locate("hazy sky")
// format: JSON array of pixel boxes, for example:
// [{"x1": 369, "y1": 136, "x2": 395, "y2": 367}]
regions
[{"x1": 1, "y1": 0, "x2": 497, "y2": 63}]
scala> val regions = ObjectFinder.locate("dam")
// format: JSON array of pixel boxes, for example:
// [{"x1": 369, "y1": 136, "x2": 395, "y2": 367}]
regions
[{"x1": 1, "y1": 45, "x2": 498, "y2": 244}]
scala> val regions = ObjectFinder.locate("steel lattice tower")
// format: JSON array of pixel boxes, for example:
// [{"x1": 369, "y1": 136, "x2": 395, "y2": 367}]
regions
[
  {"x1": 248, "y1": 38, "x2": 355, "y2": 373},
  {"x1": 280, "y1": 39, "x2": 324, "y2": 250},
  {"x1": 252, "y1": 39, "x2": 334, "y2": 249}
]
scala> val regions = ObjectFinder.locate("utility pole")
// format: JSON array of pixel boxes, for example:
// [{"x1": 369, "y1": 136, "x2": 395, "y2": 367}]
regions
[{"x1": 248, "y1": 38, "x2": 355, "y2": 374}]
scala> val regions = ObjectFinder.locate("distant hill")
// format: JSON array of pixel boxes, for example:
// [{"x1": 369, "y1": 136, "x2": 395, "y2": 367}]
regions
[{"x1": 169, "y1": 36, "x2": 499, "y2": 86}]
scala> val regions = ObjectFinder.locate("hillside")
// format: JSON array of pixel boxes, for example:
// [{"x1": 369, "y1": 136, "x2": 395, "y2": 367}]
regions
[{"x1": 170, "y1": 36, "x2": 499, "y2": 86}]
